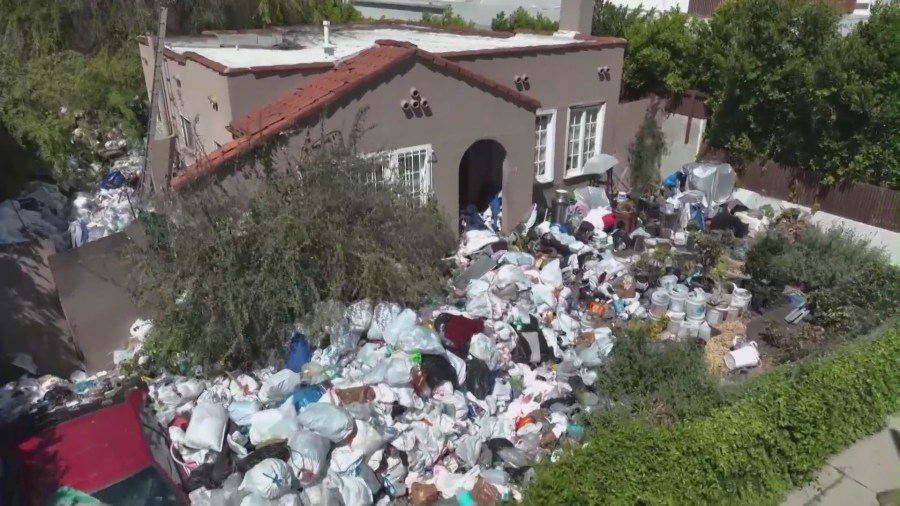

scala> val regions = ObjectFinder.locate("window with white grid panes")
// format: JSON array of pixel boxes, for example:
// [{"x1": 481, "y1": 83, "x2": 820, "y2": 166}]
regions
[
  {"x1": 565, "y1": 105, "x2": 604, "y2": 174},
  {"x1": 367, "y1": 145, "x2": 432, "y2": 203},
  {"x1": 534, "y1": 110, "x2": 556, "y2": 182}
]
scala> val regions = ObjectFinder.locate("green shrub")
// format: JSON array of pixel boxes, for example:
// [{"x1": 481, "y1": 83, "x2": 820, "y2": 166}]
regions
[
  {"x1": 525, "y1": 323, "x2": 900, "y2": 506},
  {"x1": 421, "y1": 7, "x2": 473, "y2": 28},
  {"x1": 129, "y1": 142, "x2": 457, "y2": 369},
  {"x1": 594, "y1": 323, "x2": 729, "y2": 424},
  {"x1": 744, "y1": 223, "x2": 900, "y2": 338},
  {"x1": 491, "y1": 7, "x2": 558, "y2": 32}
]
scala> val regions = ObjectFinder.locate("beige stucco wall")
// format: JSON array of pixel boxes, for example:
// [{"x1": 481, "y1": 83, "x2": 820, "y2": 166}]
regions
[
  {"x1": 450, "y1": 46, "x2": 626, "y2": 199},
  {"x1": 207, "y1": 58, "x2": 537, "y2": 232}
]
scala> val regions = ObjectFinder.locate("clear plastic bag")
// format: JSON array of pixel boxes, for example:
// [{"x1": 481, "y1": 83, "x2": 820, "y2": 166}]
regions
[
  {"x1": 287, "y1": 429, "x2": 331, "y2": 483},
  {"x1": 368, "y1": 302, "x2": 402, "y2": 341}
]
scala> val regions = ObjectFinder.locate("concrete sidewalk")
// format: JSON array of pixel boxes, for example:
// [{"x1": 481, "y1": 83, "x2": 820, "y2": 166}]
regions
[{"x1": 782, "y1": 416, "x2": 900, "y2": 506}]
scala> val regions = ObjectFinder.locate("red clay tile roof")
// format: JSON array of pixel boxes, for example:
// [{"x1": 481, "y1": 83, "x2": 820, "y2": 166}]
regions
[
  {"x1": 171, "y1": 40, "x2": 542, "y2": 191},
  {"x1": 138, "y1": 23, "x2": 625, "y2": 77}
]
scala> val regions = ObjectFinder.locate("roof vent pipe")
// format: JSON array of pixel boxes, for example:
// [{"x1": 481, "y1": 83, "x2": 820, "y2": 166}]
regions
[{"x1": 323, "y1": 20, "x2": 331, "y2": 46}]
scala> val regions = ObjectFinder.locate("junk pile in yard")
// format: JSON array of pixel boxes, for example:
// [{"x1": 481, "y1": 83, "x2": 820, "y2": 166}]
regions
[
  {"x1": 0, "y1": 147, "x2": 146, "y2": 251},
  {"x1": 1, "y1": 161, "x2": 798, "y2": 504}
]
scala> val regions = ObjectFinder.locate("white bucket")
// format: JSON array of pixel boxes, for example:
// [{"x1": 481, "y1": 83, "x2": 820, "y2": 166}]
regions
[
  {"x1": 673, "y1": 232, "x2": 687, "y2": 247},
  {"x1": 666, "y1": 311, "x2": 685, "y2": 334},
  {"x1": 698, "y1": 322, "x2": 712, "y2": 342},
  {"x1": 649, "y1": 289, "x2": 670, "y2": 318},
  {"x1": 723, "y1": 342, "x2": 760, "y2": 370},
  {"x1": 659, "y1": 275, "x2": 678, "y2": 291},
  {"x1": 706, "y1": 305, "x2": 725, "y2": 326},
  {"x1": 730, "y1": 288, "x2": 752, "y2": 315},
  {"x1": 681, "y1": 319, "x2": 700, "y2": 339},
  {"x1": 668, "y1": 284, "x2": 689, "y2": 312},
  {"x1": 726, "y1": 305, "x2": 740, "y2": 321},
  {"x1": 684, "y1": 290, "x2": 709, "y2": 320}
]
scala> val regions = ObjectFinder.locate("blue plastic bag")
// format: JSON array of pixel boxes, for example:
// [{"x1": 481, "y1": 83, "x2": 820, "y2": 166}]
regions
[
  {"x1": 100, "y1": 170, "x2": 126, "y2": 190},
  {"x1": 286, "y1": 332, "x2": 312, "y2": 372},
  {"x1": 290, "y1": 385, "x2": 325, "y2": 411}
]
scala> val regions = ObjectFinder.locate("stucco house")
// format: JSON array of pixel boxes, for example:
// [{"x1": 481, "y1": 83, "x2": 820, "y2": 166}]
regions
[{"x1": 138, "y1": 0, "x2": 626, "y2": 231}]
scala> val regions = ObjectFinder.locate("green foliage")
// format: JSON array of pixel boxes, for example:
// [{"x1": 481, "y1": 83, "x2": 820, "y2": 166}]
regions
[
  {"x1": 744, "y1": 223, "x2": 900, "y2": 337},
  {"x1": 595, "y1": 323, "x2": 729, "y2": 424},
  {"x1": 525, "y1": 323, "x2": 900, "y2": 505},
  {"x1": 592, "y1": 2, "x2": 653, "y2": 37},
  {"x1": 622, "y1": 10, "x2": 699, "y2": 96},
  {"x1": 491, "y1": 7, "x2": 559, "y2": 32},
  {"x1": 628, "y1": 104, "x2": 666, "y2": 195},
  {"x1": 421, "y1": 7, "x2": 474, "y2": 28},
  {"x1": 129, "y1": 142, "x2": 457, "y2": 368},
  {"x1": 697, "y1": 0, "x2": 900, "y2": 188}
]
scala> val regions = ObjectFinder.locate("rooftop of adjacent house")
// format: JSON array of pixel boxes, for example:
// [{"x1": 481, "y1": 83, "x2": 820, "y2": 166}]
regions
[{"x1": 162, "y1": 23, "x2": 606, "y2": 70}]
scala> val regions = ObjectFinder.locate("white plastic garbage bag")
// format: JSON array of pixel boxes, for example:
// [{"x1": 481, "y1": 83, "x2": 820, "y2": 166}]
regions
[
  {"x1": 249, "y1": 405, "x2": 301, "y2": 446},
  {"x1": 229, "y1": 400, "x2": 262, "y2": 426},
  {"x1": 539, "y1": 259, "x2": 564, "y2": 288},
  {"x1": 130, "y1": 319, "x2": 153, "y2": 341},
  {"x1": 258, "y1": 369, "x2": 302, "y2": 404},
  {"x1": 362, "y1": 355, "x2": 413, "y2": 386},
  {"x1": 189, "y1": 472, "x2": 245, "y2": 506},
  {"x1": 368, "y1": 302, "x2": 402, "y2": 341},
  {"x1": 287, "y1": 429, "x2": 331, "y2": 483},
  {"x1": 297, "y1": 403, "x2": 355, "y2": 443},
  {"x1": 397, "y1": 326, "x2": 445, "y2": 355},
  {"x1": 241, "y1": 494, "x2": 304, "y2": 506},
  {"x1": 240, "y1": 458, "x2": 292, "y2": 499},
  {"x1": 184, "y1": 402, "x2": 228, "y2": 452},
  {"x1": 349, "y1": 420, "x2": 387, "y2": 458},
  {"x1": 337, "y1": 475, "x2": 374, "y2": 506},
  {"x1": 382, "y1": 309, "x2": 417, "y2": 346},
  {"x1": 302, "y1": 479, "x2": 343, "y2": 506},
  {"x1": 469, "y1": 333, "x2": 500, "y2": 370}
]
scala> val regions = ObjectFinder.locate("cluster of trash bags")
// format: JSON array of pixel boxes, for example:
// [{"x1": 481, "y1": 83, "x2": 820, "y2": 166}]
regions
[{"x1": 0, "y1": 150, "x2": 146, "y2": 251}]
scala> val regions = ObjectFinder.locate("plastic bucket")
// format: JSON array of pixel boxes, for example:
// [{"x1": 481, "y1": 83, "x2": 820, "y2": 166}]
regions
[
  {"x1": 659, "y1": 275, "x2": 678, "y2": 291},
  {"x1": 649, "y1": 289, "x2": 671, "y2": 318},
  {"x1": 724, "y1": 342, "x2": 760, "y2": 370},
  {"x1": 726, "y1": 306, "x2": 740, "y2": 321},
  {"x1": 706, "y1": 305, "x2": 725, "y2": 326},
  {"x1": 684, "y1": 291, "x2": 709, "y2": 320},
  {"x1": 730, "y1": 288, "x2": 752, "y2": 314},
  {"x1": 681, "y1": 319, "x2": 700, "y2": 339},
  {"x1": 668, "y1": 284, "x2": 689, "y2": 312},
  {"x1": 666, "y1": 311, "x2": 684, "y2": 334}
]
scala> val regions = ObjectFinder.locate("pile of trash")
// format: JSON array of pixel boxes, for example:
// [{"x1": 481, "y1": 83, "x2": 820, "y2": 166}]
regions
[
  {"x1": 0, "y1": 174, "x2": 775, "y2": 505},
  {"x1": 0, "y1": 149, "x2": 146, "y2": 251}
]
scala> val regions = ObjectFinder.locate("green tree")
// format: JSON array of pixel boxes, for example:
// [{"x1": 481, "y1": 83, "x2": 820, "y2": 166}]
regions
[
  {"x1": 592, "y1": 1, "x2": 653, "y2": 37},
  {"x1": 131, "y1": 140, "x2": 456, "y2": 368},
  {"x1": 421, "y1": 7, "x2": 474, "y2": 28},
  {"x1": 491, "y1": 7, "x2": 559, "y2": 32},
  {"x1": 621, "y1": 10, "x2": 698, "y2": 96}
]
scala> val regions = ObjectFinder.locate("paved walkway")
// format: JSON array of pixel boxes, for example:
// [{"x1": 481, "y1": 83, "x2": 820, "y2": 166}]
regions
[{"x1": 782, "y1": 416, "x2": 900, "y2": 506}]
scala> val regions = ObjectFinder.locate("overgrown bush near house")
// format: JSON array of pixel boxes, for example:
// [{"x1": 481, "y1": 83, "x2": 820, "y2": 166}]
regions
[
  {"x1": 744, "y1": 219, "x2": 900, "y2": 338},
  {"x1": 593, "y1": 323, "x2": 730, "y2": 424},
  {"x1": 525, "y1": 323, "x2": 900, "y2": 506},
  {"x1": 129, "y1": 143, "x2": 457, "y2": 369}
]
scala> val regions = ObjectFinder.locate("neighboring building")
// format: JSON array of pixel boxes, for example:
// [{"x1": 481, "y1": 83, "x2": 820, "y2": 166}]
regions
[{"x1": 138, "y1": 0, "x2": 626, "y2": 231}]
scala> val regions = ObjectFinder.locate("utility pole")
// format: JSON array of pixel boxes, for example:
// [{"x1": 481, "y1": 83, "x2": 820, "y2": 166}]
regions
[{"x1": 139, "y1": 6, "x2": 170, "y2": 199}]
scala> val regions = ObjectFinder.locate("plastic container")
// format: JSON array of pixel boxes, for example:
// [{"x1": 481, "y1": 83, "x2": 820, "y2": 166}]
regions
[
  {"x1": 649, "y1": 289, "x2": 670, "y2": 318},
  {"x1": 698, "y1": 322, "x2": 712, "y2": 342},
  {"x1": 726, "y1": 305, "x2": 740, "y2": 321},
  {"x1": 730, "y1": 288, "x2": 752, "y2": 315},
  {"x1": 666, "y1": 311, "x2": 684, "y2": 334},
  {"x1": 724, "y1": 342, "x2": 760, "y2": 370},
  {"x1": 681, "y1": 319, "x2": 700, "y2": 339},
  {"x1": 481, "y1": 468, "x2": 510, "y2": 486},
  {"x1": 668, "y1": 284, "x2": 689, "y2": 312},
  {"x1": 706, "y1": 305, "x2": 725, "y2": 326},
  {"x1": 659, "y1": 275, "x2": 678, "y2": 291},
  {"x1": 684, "y1": 290, "x2": 709, "y2": 320}
]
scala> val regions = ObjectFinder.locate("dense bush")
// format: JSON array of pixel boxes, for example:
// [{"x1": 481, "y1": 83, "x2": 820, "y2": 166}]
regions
[
  {"x1": 525, "y1": 323, "x2": 900, "y2": 505},
  {"x1": 130, "y1": 143, "x2": 457, "y2": 369},
  {"x1": 421, "y1": 7, "x2": 473, "y2": 28},
  {"x1": 491, "y1": 7, "x2": 559, "y2": 32},
  {"x1": 744, "y1": 220, "x2": 900, "y2": 338},
  {"x1": 594, "y1": 323, "x2": 730, "y2": 424}
]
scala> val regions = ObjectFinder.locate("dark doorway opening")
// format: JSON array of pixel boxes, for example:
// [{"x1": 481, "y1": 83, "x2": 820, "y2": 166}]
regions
[{"x1": 458, "y1": 139, "x2": 506, "y2": 232}]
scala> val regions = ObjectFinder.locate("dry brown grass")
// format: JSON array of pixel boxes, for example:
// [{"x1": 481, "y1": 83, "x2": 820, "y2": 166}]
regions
[{"x1": 705, "y1": 319, "x2": 747, "y2": 377}]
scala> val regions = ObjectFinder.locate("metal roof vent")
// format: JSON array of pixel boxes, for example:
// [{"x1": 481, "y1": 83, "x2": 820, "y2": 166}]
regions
[{"x1": 323, "y1": 20, "x2": 335, "y2": 57}]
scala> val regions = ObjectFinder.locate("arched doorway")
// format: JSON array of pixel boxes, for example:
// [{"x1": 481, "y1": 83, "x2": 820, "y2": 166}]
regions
[{"x1": 458, "y1": 139, "x2": 506, "y2": 232}]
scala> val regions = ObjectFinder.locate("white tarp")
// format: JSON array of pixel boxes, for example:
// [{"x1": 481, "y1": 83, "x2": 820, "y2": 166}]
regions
[{"x1": 686, "y1": 162, "x2": 736, "y2": 207}]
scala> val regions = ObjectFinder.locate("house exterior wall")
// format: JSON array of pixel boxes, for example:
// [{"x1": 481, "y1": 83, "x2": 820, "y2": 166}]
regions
[
  {"x1": 448, "y1": 46, "x2": 625, "y2": 203},
  {"x1": 226, "y1": 69, "x2": 330, "y2": 123},
  {"x1": 209, "y1": 59, "x2": 537, "y2": 231}
]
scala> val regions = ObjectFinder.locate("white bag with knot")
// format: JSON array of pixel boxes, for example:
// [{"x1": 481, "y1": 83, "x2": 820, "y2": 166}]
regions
[
  {"x1": 240, "y1": 458, "x2": 292, "y2": 499},
  {"x1": 249, "y1": 403, "x2": 301, "y2": 446},
  {"x1": 184, "y1": 402, "x2": 228, "y2": 452},
  {"x1": 337, "y1": 475, "x2": 374, "y2": 506},
  {"x1": 287, "y1": 429, "x2": 331, "y2": 483},
  {"x1": 258, "y1": 369, "x2": 302, "y2": 404},
  {"x1": 297, "y1": 403, "x2": 354, "y2": 443}
]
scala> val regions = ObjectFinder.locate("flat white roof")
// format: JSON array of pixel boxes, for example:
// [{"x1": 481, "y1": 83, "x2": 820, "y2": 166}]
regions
[{"x1": 166, "y1": 26, "x2": 587, "y2": 69}]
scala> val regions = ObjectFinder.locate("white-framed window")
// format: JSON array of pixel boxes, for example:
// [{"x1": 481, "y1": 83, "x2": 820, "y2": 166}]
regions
[
  {"x1": 534, "y1": 109, "x2": 556, "y2": 183},
  {"x1": 565, "y1": 104, "x2": 605, "y2": 176},
  {"x1": 180, "y1": 115, "x2": 195, "y2": 150},
  {"x1": 367, "y1": 144, "x2": 433, "y2": 203}
]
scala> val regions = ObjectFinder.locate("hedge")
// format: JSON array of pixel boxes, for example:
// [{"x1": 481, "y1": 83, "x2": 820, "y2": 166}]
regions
[{"x1": 525, "y1": 323, "x2": 900, "y2": 506}]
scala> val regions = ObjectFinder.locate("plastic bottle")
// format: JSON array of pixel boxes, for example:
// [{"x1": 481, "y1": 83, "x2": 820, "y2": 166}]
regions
[
  {"x1": 567, "y1": 423, "x2": 585, "y2": 442},
  {"x1": 457, "y1": 490, "x2": 475, "y2": 506},
  {"x1": 480, "y1": 468, "x2": 510, "y2": 486}
]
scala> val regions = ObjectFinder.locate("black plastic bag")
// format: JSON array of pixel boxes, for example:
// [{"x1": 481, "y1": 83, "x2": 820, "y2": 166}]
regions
[
  {"x1": 186, "y1": 445, "x2": 234, "y2": 491},
  {"x1": 421, "y1": 354, "x2": 459, "y2": 389},
  {"x1": 465, "y1": 358, "x2": 493, "y2": 400},
  {"x1": 236, "y1": 441, "x2": 290, "y2": 474}
]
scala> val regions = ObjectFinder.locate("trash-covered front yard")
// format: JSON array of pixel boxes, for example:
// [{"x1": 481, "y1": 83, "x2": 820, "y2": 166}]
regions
[{"x1": 1, "y1": 155, "x2": 898, "y2": 505}]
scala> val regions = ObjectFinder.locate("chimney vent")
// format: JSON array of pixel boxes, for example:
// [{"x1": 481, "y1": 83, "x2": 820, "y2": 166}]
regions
[
  {"x1": 559, "y1": 0, "x2": 594, "y2": 35},
  {"x1": 323, "y1": 20, "x2": 335, "y2": 56}
]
